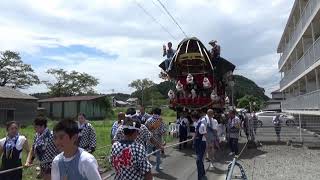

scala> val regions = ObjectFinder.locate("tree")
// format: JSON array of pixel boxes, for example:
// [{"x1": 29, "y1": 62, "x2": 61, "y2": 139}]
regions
[
  {"x1": 102, "y1": 97, "x2": 114, "y2": 118},
  {"x1": 44, "y1": 68, "x2": 99, "y2": 97},
  {"x1": 237, "y1": 95, "x2": 263, "y2": 112},
  {"x1": 156, "y1": 80, "x2": 175, "y2": 98},
  {"x1": 0, "y1": 50, "x2": 40, "y2": 88},
  {"x1": 129, "y1": 79, "x2": 155, "y2": 106}
]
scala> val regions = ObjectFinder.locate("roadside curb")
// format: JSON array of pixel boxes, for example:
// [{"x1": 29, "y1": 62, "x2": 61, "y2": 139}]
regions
[{"x1": 296, "y1": 126, "x2": 320, "y2": 138}]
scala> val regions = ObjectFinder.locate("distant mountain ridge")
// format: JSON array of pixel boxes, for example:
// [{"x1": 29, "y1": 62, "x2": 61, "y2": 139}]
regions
[{"x1": 226, "y1": 75, "x2": 269, "y2": 104}]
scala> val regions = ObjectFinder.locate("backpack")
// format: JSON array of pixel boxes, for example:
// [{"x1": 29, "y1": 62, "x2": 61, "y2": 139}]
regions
[{"x1": 274, "y1": 115, "x2": 281, "y2": 125}]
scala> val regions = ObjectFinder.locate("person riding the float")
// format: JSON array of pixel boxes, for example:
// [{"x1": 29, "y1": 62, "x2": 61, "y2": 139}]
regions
[
  {"x1": 209, "y1": 40, "x2": 221, "y2": 60},
  {"x1": 0, "y1": 121, "x2": 30, "y2": 180},
  {"x1": 111, "y1": 117, "x2": 153, "y2": 180},
  {"x1": 26, "y1": 116, "x2": 59, "y2": 180},
  {"x1": 145, "y1": 108, "x2": 166, "y2": 172},
  {"x1": 77, "y1": 113, "x2": 97, "y2": 153},
  {"x1": 163, "y1": 42, "x2": 175, "y2": 71},
  {"x1": 51, "y1": 119, "x2": 102, "y2": 180},
  {"x1": 113, "y1": 108, "x2": 164, "y2": 151}
]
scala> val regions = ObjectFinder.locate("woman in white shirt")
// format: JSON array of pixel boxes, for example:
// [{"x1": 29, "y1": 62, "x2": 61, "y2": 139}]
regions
[{"x1": 0, "y1": 121, "x2": 30, "y2": 180}]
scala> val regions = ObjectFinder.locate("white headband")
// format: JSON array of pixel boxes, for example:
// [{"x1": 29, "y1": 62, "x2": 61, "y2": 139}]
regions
[{"x1": 122, "y1": 125, "x2": 140, "y2": 131}]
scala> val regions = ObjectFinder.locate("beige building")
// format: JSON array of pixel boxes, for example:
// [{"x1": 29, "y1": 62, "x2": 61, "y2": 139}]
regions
[{"x1": 278, "y1": 0, "x2": 320, "y2": 118}]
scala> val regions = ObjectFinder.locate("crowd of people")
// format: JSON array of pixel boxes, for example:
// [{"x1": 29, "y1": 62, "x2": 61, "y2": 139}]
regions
[
  {"x1": 174, "y1": 109, "x2": 263, "y2": 180},
  {"x1": 0, "y1": 113, "x2": 99, "y2": 180},
  {"x1": 0, "y1": 104, "x2": 283, "y2": 180},
  {"x1": 111, "y1": 107, "x2": 166, "y2": 180},
  {"x1": 0, "y1": 105, "x2": 167, "y2": 180}
]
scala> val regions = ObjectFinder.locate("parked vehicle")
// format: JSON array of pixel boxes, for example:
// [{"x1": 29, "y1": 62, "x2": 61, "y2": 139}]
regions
[
  {"x1": 255, "y1": 111, "x2": 278, "y2": 127},
  {"x1": 255, "y1": 111, "x2": 295, "y2": 127},
  {"x1": 280, "y1": 114, "x2": 295, "y2": 127}
]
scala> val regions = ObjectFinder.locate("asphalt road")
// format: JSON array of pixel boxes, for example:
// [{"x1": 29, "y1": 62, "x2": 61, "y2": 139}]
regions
[
  {"x1": 102, "y1": 141, "x2": 235, "y2": 180},
  {"x1": 151, "y1": 146, "x2": 227, "y2": 180},
  {"x1": 102, "y1": 124, "x2": 320, "y2": 180}
]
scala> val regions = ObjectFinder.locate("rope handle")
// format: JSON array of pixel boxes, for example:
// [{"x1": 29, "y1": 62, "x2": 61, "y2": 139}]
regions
[
  {"x1": 0, "y1": 159, "x2": 54, "y2": 175},
  {"x1": 0, "y1": 139, "x2": 194, "y2": 177}
]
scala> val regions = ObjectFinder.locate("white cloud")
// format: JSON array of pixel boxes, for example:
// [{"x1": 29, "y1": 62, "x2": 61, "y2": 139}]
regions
[
  {"x1": 235, "y1": 53, "x2": 281, "y2": 96},
  {"x1": 0, "y1": 0, "x2": 295, "y2": 96}
]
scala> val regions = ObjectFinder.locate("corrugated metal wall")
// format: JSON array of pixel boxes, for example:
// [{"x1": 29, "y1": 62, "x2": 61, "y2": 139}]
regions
[
  {"x1": 52, "y1": 102, "x2": 62, "y2": 118},
  {"x1": 41, "y1": 102, "x2": 50, "y2": 115},
  {"x1": 79, "y1": 100, "x2": 106, "y2": 119},
  {"x1": 0, "y1": 98, "x2": 37, "y2": 124},
  {"x1": 80, "y1": 101, "x2": 92, "y2": 117},
  {"x1": 64, "y1": 101, "x2": 77, "y2": 118},
  {"x1": 41, "y1": 98, "x2": 107, "y2": 120}
]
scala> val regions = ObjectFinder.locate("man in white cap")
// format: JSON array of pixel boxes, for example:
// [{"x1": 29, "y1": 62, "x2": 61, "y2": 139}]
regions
[{"x1": 209, "y1": 40, "x2": 220, "y2": 59}]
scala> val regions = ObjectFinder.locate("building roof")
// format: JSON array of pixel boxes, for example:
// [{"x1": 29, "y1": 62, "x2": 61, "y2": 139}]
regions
[
  {"x1": 116, "y1": 100, "x2": 129, "y2": 105},
  {"x1": 267, "y1": 99, "x2": 282, "y2": 103},
  {"x1": 38, "y1": 95, "x2": 106, "y2": 102},
  {"x1": 0, "y1": 86, "x2": 37, "y2": 100},
  {"x1": 271, "y1": 89, "x2": 281, "y2": 94},
  {"x1": 126, "y1": 98, "x2": 139, "y2": 102}
]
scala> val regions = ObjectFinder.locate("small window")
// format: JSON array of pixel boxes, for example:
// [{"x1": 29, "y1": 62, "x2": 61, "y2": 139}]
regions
[
  {"x1": 7, "y1": 110, "x2": 14, "y2": 121},
  {"x1": 0, "y1": 109, "x2": 15, "y2": 123}
]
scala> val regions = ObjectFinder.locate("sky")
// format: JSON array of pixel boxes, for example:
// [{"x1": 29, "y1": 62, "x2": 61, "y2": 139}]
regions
[{"x1": 0, "y1": 0, "x2": 295, "y2": 96}]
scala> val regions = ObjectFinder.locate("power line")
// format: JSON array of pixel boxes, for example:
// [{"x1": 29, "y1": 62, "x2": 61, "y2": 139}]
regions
[
  {"x1": 151, "y1": 0, "x2": 167, "y2": 15},
  {"x1": 155, "y1": 0, "x2": 188, "y2": 37},
  {"x1": 134, "y1": 0, "x2": 177, "y2": 40}
]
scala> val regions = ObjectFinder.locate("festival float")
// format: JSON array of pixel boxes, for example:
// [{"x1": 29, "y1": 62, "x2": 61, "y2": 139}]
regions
[{"x1": 159, "y1": 37, "x2": 235, "y2": 114}]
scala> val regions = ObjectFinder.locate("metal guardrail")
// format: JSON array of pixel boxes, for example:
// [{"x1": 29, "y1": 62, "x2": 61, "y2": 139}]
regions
[
  {"x1": 279, "y1": 0, "x2": 319, "y2": 69},
  {"x1": 225, "y1": 141, "x2": 249, "y2": 180}
]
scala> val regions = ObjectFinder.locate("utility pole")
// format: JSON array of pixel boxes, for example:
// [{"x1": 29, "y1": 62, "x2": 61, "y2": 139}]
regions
[
  {"x1": 229, "y1": 80, "x2": 235, "y2": 109},
  {"x1": 152, "y1": 96, "x2": 154, "y2": 107},
  {"x1": 141, "y1": 87, "x2": 144, "y2": 106}
]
